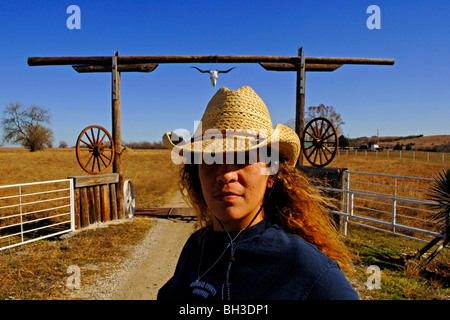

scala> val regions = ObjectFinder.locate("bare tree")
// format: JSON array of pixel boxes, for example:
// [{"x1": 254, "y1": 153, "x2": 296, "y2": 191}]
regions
[
  {"x1": 285, "y1": 104, "x2": 345, "y2": 135},
  {"x1": 1, "y1": 103, "x2": 54, "y2": 151},
  {"x1": 306, "y1": 104, "x2": 345, "y2": 134}
]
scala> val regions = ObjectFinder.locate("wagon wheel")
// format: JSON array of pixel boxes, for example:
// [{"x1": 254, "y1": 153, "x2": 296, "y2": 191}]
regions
[
  {"x1": 302, "y1": 117, "x2": 338, "y2": 167},
  {"x1": 123, "y1": 180, "x2": 136, "y2": 218},
  {"x1": 76, "y1": 125, "x2": 115, "y2": 175}
]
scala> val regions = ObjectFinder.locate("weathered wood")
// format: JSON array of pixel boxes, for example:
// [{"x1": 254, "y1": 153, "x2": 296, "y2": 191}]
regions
[
  {"x1": 28, "y1": 55, "x2": 395, "y2": 66},
  {"x1": 69, "y1": 173, "x2": 119, "y2": 188},
  {"x1": 306, "y1": 57, "x2": 394, "y2": 65},
  {"x1": 259, "y1": 63, "x2": 343, "y2": 72},
  {"x1": 88, "y1": 187, "x2": 96, "y2": 223},
  {"x1": 74, "y1": 188, "x2": 81, "y2": 229},
  {"x1": 101, "y1": 184, "x2": 110, "y2": 221},
  {"x1": 94, "y1": 186, "x2": 101, "y2": 222},
  {"x1": 73, "y1": 63, "x2": 158, "y2": 73},
  {"x1": 112, "y1": 52, "x2": 125, "y2": 220},
  {"x1": 295, "y1": 48, "x2": 306, "y2": 166},
  {"x1": 109, "y1": 183, "x2": 118, "y2": 220},
  {"x1": 80, "y1": 187, "x2": 90, "y2": 227}
]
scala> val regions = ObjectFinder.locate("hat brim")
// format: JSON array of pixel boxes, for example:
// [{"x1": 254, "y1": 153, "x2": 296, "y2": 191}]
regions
[{"x1": 163, "y1": 124, "x2": 300, "y2": 166}]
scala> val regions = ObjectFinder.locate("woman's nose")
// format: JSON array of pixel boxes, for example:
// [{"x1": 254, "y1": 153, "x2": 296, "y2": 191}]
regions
[{"x1": 216, "y1": 165, "x2": 239, "y2": 184}]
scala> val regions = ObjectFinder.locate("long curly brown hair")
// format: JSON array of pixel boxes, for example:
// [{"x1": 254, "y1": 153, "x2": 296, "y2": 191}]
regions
[{"x1": 179, "y1": 160, "x2": 353, "y2": 272}]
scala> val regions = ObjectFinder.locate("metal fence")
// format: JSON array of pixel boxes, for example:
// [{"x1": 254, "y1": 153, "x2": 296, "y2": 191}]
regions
[
  {"x1": 337, "y1": 149, "x2": 449, "y2": 164},
  {"x1": 326, "y1": 171, "x2": 445, "y2": 244},
  {"x1": 0, "y1": 179, "x2": 75, "y2": 251}
]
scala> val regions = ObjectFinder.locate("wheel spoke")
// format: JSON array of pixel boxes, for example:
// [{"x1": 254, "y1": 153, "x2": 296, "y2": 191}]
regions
[
  {"x1": 101, "y1": 140, "x2": 113, "y2": 148},
  {"x1": 85, "y1": 153, "x2": 94, "y2": 167},
  {"x1": 84, "y1": 132, "x2": 95, "y2": 147},
  {"x1": 95, "y1": 127, "x2": 101, "y2": 144},
  {"x1": 80, "y1": 139, "x2": 93, "y2": 148},
  {"x1": 321, "y1": 124, "x2": 331, "y2": 139},
  {"x1": 90, "y1": 128, "x2": 96, "y2": 145},
  {"x1": 313, "y1": 147, "x2": 319, "y2": 164},
  {"x1": 321, "y1": 147, "x2": 330, "y2": 162},
  {"x1": 98, "y1": 132, "x2": 107, "y2": 145},
  {"x1": 322, "y1": 144, "x2": 334, "y2": 156},
  {"x1": 98, "y1": 153, "x2": 108, "y2": 167},
  {"x1": 96, "y1": 156, "x2": 101, "y2": 172},
  {"x1": 100, "y1": 152, "x2": 112, "y2": 161}
]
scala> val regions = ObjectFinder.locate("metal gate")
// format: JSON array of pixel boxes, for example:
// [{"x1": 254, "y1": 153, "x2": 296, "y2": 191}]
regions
[{"x1": 0, "y1": 179, "x2": 74, "y2": 251}]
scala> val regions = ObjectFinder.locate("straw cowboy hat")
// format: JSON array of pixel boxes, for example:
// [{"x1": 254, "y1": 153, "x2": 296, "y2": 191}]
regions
[{"x1": 163, "y1": 86, "x2": 300, "y2": 166}]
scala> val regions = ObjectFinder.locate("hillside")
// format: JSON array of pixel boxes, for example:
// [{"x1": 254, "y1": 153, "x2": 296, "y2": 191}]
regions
[{"x1": 350, "y1": 135, "x2": 450, "y2": 152}]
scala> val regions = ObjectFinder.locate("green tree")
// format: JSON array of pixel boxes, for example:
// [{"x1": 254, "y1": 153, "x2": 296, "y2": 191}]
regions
[
  {"x1": 1, "y1": 103, "x2": 54, "y2": 152},
  {"x1": 339, "y1": 134, "x2": 349, "y2": 148}
]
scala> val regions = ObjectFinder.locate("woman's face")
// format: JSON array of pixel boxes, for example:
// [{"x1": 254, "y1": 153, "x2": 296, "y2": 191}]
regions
[{"x1": 198, "y1": 155, "x2": 271, "y2": 231}]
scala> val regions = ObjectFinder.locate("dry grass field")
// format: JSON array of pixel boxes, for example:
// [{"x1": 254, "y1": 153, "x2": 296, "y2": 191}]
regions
[
  {"x1": 0, "y1": 147, "x2": 449, "y2": 300},
  {"x1": 0, "y1": 147, "x2": 180, "y2": 208}
]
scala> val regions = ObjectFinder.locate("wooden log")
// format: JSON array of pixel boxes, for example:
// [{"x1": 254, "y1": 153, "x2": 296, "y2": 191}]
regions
[
  {"x1": 28, "y1": 55, "x2": 395, "y2": 66},
  {"x1": 80, "y1": 188, "x2": 90, "y2": 227},
  {"x1": 94, "y1": 186, "x2": 101, "y2": 222},
  {"x1": 101, "y1": 185, "x2": 110, "y2": 222},
  {"x1": 305, "y1": 57, "x2": 395, "y2": 65},
  {"x1": 88, "y1": 187, "x2": 96, "y2": 223},
  {"x1": 112, "y1": 52, "x2": 125, "y2": 220},
  {"x1": 69, "y1": 173, "x2": 119, "y2": 188},
  {"x1": 259, "y1": 62, "x2": 343, "y2": 72},
  {"x1": 74, "y1": 188, "x2": 81, "y2": 229},
  {"x1": 295, "y1": 48, "x2": 306, "y2": 166},
  {"x1": 110, "y1": 183, "x2": 118, "y2": 221},
  {"x1": 73, "y1": 63, "x2": 158, "y2": 73}
]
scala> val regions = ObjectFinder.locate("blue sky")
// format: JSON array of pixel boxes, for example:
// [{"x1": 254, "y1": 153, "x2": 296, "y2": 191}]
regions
[{"x1": 0, "y1": 0, "x2": 449, "y2": 147}]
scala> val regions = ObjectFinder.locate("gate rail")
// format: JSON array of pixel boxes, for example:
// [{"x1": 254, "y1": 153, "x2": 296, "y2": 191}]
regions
[
  {"x1": 322, "y1": 171, "x2": 445, "y2": 245},
  {"x1": 0, "y1": 179, "x2": 74, "y2": 251}
]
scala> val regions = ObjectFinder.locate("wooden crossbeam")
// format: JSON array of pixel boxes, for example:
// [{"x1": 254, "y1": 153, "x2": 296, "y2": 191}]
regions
[
  {"x1": 28, "y1": 55, "x2": 395, "y2": 67},
  {"x1": 73, "y1": 63, "x2": 158, "y2": 73},
  {"x1": 260, "y1": 63, "x2": 343, "y2": 72}
]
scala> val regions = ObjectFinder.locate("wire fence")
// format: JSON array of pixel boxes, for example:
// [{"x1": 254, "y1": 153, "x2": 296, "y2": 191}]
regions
[{"x1": 337, "y1": 149, "x2": 449, "y2": 165}]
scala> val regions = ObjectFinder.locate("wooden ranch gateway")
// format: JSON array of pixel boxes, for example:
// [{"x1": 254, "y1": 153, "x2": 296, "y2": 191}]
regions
[{"x1": 27, "y1": 49, "x2": 394, "y2": 224}]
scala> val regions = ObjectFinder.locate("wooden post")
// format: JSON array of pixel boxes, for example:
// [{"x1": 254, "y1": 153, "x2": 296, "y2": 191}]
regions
[
  {"x1": 112, "y1": 51, "x2": 125, "y2": 219},
  {"x1": 80, "y1": 188, "x2": 90, "y2": 227},
  {"x1": 110, "y1": 183, "x2": 118, "y2": 220},
  {"x1": 74, "y1": 188, "x2": 81, "y2": 229},
  {"x1": 296, "y1": 47, "x2": 306, "y2": 165},
  {"x1": 101, "y1": 185, "x2": 110, "y2": 221}
]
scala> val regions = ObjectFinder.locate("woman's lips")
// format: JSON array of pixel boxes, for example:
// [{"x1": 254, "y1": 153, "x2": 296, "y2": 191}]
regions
[{"x1": 214, "y1": 192, "x2": 242, "y2": 202}]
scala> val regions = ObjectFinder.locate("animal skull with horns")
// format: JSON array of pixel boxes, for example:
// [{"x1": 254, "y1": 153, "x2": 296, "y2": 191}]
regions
[{"x1": 191, "y1": 67, "x2": 236, "y2": 89}]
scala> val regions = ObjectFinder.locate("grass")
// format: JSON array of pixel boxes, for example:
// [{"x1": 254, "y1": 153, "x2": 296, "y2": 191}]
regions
[
  {"x1": 0, "y1": 147, "x2": 449, "y2": 300},
  {"x1": 0, "y1": 218, "x2": 155, "y2": 300},
  {"x1": 0, "y1": 148, "x2": 180, "y2": 208},
  {"x1": 345, "y1": 225, "x2": 449, "y2": 300}
]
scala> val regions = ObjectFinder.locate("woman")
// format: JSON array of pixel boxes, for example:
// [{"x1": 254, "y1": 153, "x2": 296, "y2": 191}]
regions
[{"x1": 158, "y1": 86, "x2": 359, "y2": 300}]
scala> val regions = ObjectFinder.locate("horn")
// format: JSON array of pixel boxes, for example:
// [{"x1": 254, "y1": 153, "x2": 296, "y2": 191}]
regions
[{"x1": 191, "y1": 66, "x2": 209, "y2": 73}]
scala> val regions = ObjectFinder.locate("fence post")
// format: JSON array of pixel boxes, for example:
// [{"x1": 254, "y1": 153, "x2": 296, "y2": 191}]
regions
[
  {"x1": 19, "y1": 186, "x2": 24, "y2": 244},
  {"x1": 392, "y1": 199, "x2": 397, "y2": 234},
  {"x1": 343, "y1": 170, "x2": 350, "y2": 236},
  {"x1": 69, "y1": 179, "x2": 76, "y2": 232}
]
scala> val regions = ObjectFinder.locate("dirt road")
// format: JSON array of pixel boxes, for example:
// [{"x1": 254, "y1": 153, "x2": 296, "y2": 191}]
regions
[
  {"x1": 68, "y1": 191, "x2": 196, "y2": 300},
  {"x1": 109, "y1": 217, "x2": 196, "y2": 300},
  {"x1": 110, "y1": 190, "x2": 196, "y2": 300}
]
